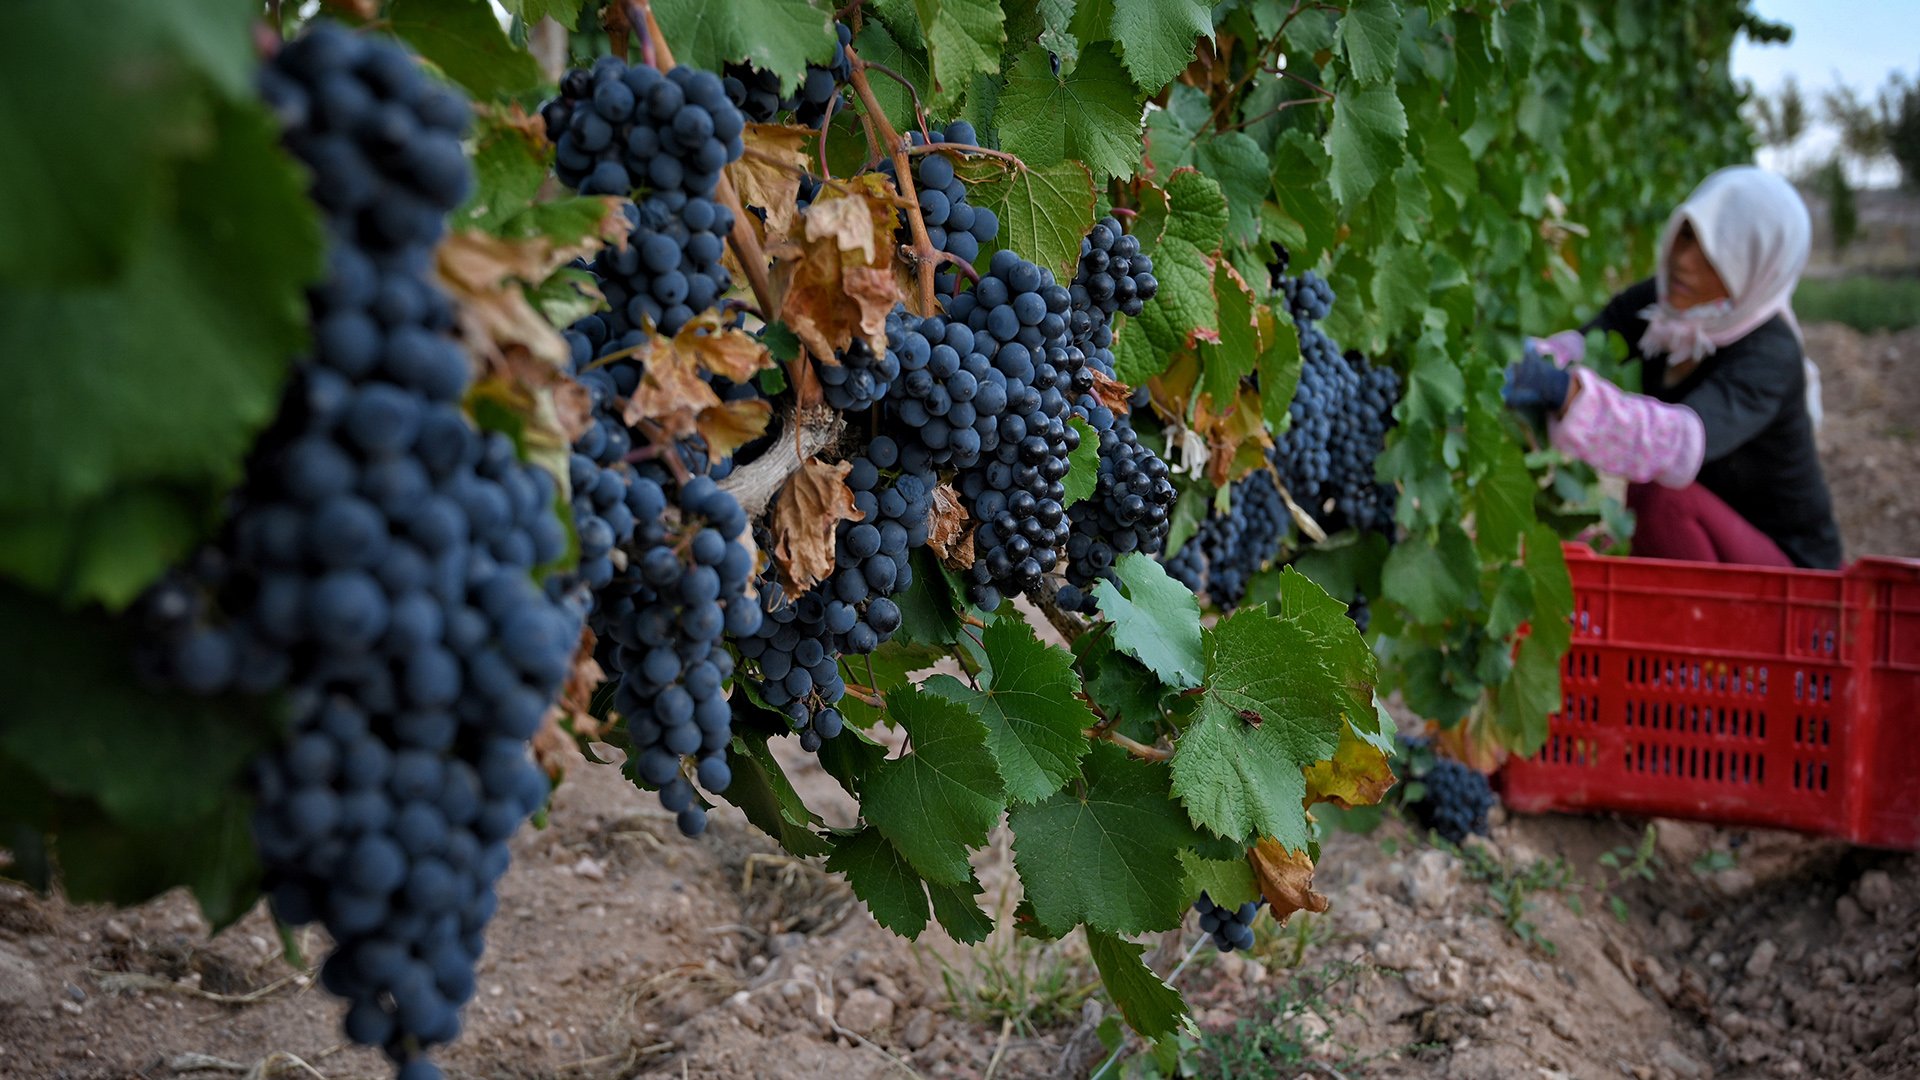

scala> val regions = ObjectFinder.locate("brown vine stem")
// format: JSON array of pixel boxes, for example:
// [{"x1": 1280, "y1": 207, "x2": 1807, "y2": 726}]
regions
[
  {"x1": 844, "y1": 47, "x2": 940, "y2": 311},
  {"x1": 843, "y1": 685, "x2": 885, "y2": 708},
  {"x1": 1092, "y1": 728, "x2": 1173, "y2": 763},
  {"x1": 935, "y1": 251, "x2": 980, "y2": 287},
  {"x1": 716, "y1": 405, "x2": 846, "y2": 518},
  {"x1": 632, "y1": 419, "x2": 693, "y2": 486},
  {"x1": 906, "y1": 142, "x2": 1026, "y2": 171}
]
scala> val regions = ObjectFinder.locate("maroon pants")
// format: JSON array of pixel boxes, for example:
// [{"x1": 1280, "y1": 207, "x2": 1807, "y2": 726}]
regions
[{"x1": 1626, "y1": 482, "x2": 1794, "y2": 567}]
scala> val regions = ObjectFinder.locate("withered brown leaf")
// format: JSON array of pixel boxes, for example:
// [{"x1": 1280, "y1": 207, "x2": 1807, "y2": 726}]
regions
[
  {"x1": 729, "y1": 123, "x2": 813, "y2": 247},
  {"x1": 926, "y1": 483, "x2": 974, "y2": 564},
  {"x1": 772, "y1": 458, "x2": 860, "y2": 594},
  {"x1": 1248, "y1": 837, "x2": 1330, "y2": 924}
]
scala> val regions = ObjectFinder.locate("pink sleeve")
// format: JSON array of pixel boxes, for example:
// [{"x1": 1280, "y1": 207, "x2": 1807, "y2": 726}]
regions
[
  {"x1": 1548, "y1": 368, "x2": 1704, "y2": 488},
  {"x1": 1531, "y1": 330, "x2": 1586, "y2": 369}
]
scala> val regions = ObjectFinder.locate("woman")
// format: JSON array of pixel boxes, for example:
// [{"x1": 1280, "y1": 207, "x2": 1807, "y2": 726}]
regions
[{"x1": 1504, "y1": 166, "x2": 1842, "y2": 569}]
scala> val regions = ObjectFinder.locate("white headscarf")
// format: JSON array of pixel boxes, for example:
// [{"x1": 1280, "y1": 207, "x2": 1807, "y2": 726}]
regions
[{"x1": 1639, "y1": 166, "x2": 1812, "y2": 365}]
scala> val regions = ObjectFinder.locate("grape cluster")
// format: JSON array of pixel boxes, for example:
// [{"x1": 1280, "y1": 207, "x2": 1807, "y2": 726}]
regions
[
  {"x1": 1193, "y1": 892, "x2": 1261, "y2": 952},
  {"x1": 559, "y1": 333, "x2": 643, "y2": 596},
  {"x1": 725, "y1": 23, "x2": 854, "y2": 127},
  {"x1": 1407, "y1": 757, "x2": 1494, "y2": 845},
  {"x1": 1270, "y1": 271, "x2": 1400, "y2": 535},
  {"x1": 738, "y1": 572, "x2": 848, "y2": 751},
  {"x1": 1278, "y1": 271, "x2": 1333, "y2": 324},
  {"x1": 1058, "y1": 218, "x2": 1174, "y2": 613},
  {"x1": 1072, "y1": 216, "x2": 1157, "y2": 324},
  {"x1": 820, "y1": 332, "x2": 901, "y2": 412},
  {"x1": 591, "y1": 476, "x2": 758, "y2": 836},
  {"x1": 881, "y1": 307, "x2": 1006, "y2": 471},
  {"x1": 944, "y1": 251, "x2": 1084, "y2": 609},
  {"x1": 879, "y1": 122, "x2": 1000, "y2": 296},
  {"x1": 543, "y1": 56, "x2": 744, "y2": 199},
  {"x1": 589, "y1": 195, "x2": 736, "y2": 338},
  {"x1": 1158, "y1": 466, "x2": 1289, "y2": 610},
  {"x1": 143, "y1": 27, "x2": 582, "y2": 1079}
]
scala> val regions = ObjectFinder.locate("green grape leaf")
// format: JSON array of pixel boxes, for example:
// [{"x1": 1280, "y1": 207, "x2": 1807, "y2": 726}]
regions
[
  {"x1": 837, "y1": 637, "x2": 944, "y2": 730},
  {"x1": 1109, "y1": 0, "x2": 1213, "y2": 92},
  {"x1": 389, "y1": 0, "x2": 545, "y2": 99},
  {"x1": 892, "y1": 549, "x2": 964, "y2": 648},
  {"x1": 653, "y1": 0, "x2": 839, "y2": 94},
  {"x1": 1468, "y1": 419, "x2": 1536, "y2": 562},
  {"x1": 1112, "y1": 169, "x2": 1227, "y2": 385},
  {"x1": 1337, "y1": 0, "x2": 1404, "y2": 84},
  {"x1": 1485, "y1": 564, "x2": 1536, "y2": 641},
  {"x1": 1062, "y1": 416, "x2": 1102, "y2": 509},
  {"x1": 853, "y1": 21, "x2": 932, "y2": 131},
  {"x1": 1270, "y1": 130, "x2": 1338, "y2": 268},
  {"x1": 1198, "y1": 261, "x2": 1260, "y2": 409},
  {"x1": 1381, "y1": 522, "x2": 1480, "y2": 624},
  {"x1": 1172, "y1": 572, "x2": 1374, "y2": 849},
  {"x1": 958, "y1": 157, "x2": 1098, "y2": 278},
  {"x1": 458, "y1": 113, "x2": 561, "y2": 233},
  {"x1": 1496, "y1": 632, "x2": 1562, "y2": 754},
  {"x1": 1324, "y1": 81, "x2": 1407, "y2": 207},
  {"x1": 816, "y1": 725, "x2": 890, "y2": 799},
  {"x1": 826, "y1": 827, "x2": 931, "y2": 939},
  {"x1": 912, "y1": 0, "x2": 1007, "y2": 109},
  {"x1": 1086, "y1": 928, "x2": 1192, "y2": 1039},
  {"x1": 923, "y1": 616, "x2": 1094, "y2": 803},
  {"x1": 928, "y1": 873, "x2": 996, "y2": 943},
  {"x1": 0, "y1": 586, "x2": 280, "y2": 832},
  {"x1": 1179, "y1": 850, "x2": 1261, "y2": 908},
  {"x1": 1257, "y1": 305, "x2": 1304, "y2": 434},
  {"x1": 0, "y1": 101, "x2": 322, "y2": 608},
  {"x1": 1401, "y1": 349, "x2": 1467, "y2": 427},
  {"x1": 52, "y1": 795, "x2": 262, "y2": 931},
  {"x1": 0, "y1": 0, "x2": 257, "y2": 283},
  {"x1": 860, "y1": 685, "x2": 1006, "y2": 887},
  {"x1": 997, "y1": 44, "x2": 1146, "y2": 183},
  {"x1": 721, "y1": 733, "x2": 831, "y2": 857},
  {"x1": 1091, "y1": 554, "x2": 1204, "y2": 690},
  {"x1": 1009, "y1": 742, "x2": 1201, "y2": 935}
]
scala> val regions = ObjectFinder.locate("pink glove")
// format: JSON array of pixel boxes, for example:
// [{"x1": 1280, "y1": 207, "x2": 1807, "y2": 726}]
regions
[{"x1": 1529, "y1": 330, "x2": 1585, "y2": 369}]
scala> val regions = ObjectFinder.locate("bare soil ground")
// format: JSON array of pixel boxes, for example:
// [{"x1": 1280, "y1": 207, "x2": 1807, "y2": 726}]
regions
[{"x1": 2, "y1": 324, "x2": 1915, "y2": 1080}]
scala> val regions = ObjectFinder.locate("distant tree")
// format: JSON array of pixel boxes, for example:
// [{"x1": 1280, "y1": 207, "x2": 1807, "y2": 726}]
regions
[
  {"x1": 1886, "y1": 75, "x2": 1920, "y2": 188},
  {"x1": 1819, "y1": 156, "x2": 1857, "y2": 251},
  {"x1": 1822, "y1": 67, "x2": 1920, "y2": 188},
  {"x1": 1752, "y1": 77, "x2": 1810, "y2": 175}
]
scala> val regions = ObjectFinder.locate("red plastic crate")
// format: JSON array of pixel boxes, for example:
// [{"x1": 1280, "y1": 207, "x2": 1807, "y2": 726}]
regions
[{"x1": 1501, "y1": 544, "x2": 1920, "y2": 849}]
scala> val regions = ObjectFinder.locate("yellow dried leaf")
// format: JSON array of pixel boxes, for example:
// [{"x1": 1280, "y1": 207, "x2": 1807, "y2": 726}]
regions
[
  {"x1": 696, "y1": 398, "x2": 773, "y2": 461},
  {"x1": 1248, "y1": 838, "x2": 1330, "y2": 924},
  {"x1": 1303, "y1": 722, "x2": 1398, "y2": 810},
  {"x1": 772, "y1": 458, "x2": 860, "y2": 593},
  {"x1": 1090, "y1": 369, "x2": 1133, "y2": 416},
  {"x1": 927, "y1": 483, "x2": 973, "y2": 564},
  {"x1": 772, "y1": 175, "x2": 904, "y2": 360},
  {"x1": 730, "y1": 123, "x2": 812, "y2": 246},
  {"x1": 673, "y1": 312, "x2": 775, "y2": 383}
]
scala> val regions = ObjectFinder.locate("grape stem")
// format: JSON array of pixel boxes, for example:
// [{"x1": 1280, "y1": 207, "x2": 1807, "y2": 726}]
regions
[
  {"x1": 859, "y1": 60, "x2": 935, "y2": 145},
  {"x1": 935, "y1": 251, "x2": 980, "y2": 287},
  {"x1": 843, "y1": 684, "x2": 885, "y2": 708},
  {"x1": 714, "y1": 405, "x2": 846, "y2": 518},
  {"x1": 1092, "y1": 728, "x2": 1173, "y2": 763},
  {"x1": 906, "y1": 141, "x2": 1027, "y2": 172},
  {"x1": 843, "y1": 47, "x2": 941, "y2": 311}
]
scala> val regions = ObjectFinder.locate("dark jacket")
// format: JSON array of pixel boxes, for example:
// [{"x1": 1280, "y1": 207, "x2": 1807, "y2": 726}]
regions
[{"x1": 1586, "y1": 278, "x2": 1841, "y2": 569}]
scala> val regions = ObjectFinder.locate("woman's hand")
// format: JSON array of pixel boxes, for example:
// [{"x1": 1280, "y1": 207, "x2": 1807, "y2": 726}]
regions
[{"x1": 1502, "y1": 345, "x2": 1573, "y2": 414}]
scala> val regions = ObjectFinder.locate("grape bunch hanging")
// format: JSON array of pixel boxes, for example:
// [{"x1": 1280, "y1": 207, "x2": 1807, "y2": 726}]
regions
[
  {"x1": 141, "y1": 25, "x2": 582, "y2": 1080},
  {"x1": 128, "y1": 14, "x2": 1188, "y2": 1076}
]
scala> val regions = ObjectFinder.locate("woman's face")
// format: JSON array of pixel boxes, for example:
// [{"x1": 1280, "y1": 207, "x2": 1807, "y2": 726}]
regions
[{"x1": 1667, "y1": 226, "x2": 1731, "y2": 310}]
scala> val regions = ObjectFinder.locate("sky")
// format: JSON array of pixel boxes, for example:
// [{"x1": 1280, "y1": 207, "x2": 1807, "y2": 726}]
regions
[{"x1": 1731, "y1": 0, "x2": 1920, "y2": 186}]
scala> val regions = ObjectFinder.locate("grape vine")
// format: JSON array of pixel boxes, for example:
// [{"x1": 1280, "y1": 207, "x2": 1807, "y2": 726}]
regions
[{"x1": 0, "y1": 0, "x2": 1775, "y2": 1067}]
